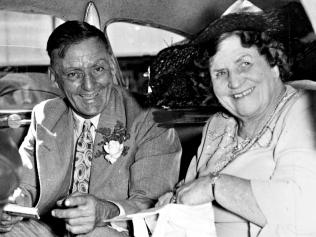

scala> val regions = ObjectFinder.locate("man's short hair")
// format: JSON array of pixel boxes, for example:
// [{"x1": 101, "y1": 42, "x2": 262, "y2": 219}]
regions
[{"x1": 46, "y1": 21, "x2": 109, "y2": 62}]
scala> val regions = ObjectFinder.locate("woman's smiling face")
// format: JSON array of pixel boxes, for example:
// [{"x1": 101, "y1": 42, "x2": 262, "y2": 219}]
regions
[{"x1": 209, "y1": 34, "x2": 284, "y2": 122}]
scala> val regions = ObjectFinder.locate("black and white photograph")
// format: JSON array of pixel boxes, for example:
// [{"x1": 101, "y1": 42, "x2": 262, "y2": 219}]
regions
[{"x1": 1, "y1": 0, "x2": 316, "y2": 236}]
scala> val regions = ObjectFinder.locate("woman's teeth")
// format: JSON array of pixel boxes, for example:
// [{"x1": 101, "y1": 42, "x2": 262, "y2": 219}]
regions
[{"x1": 233, "y1": 87, "x2": 254, "y2": 99}]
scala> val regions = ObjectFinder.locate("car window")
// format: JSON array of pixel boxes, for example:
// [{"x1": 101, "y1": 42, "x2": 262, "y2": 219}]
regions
[
  {"x1": 107, "y1": 22, "x2": 186, "y2": 94},
  {"x1": 107, "y1": 22, "x2": 185, "y2": 57},
  {"x1": 0, "y1": 72, "x2": 61, "y2": 110},
  {"x1": 0, "y1": 10, "x2": 63, "y2": 110}
]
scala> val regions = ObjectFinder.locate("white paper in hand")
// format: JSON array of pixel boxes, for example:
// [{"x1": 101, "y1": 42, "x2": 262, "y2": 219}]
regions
[
  {"x1": 149, "y1": 203, "x2": 217, "y2": 237},
  {"x1": 103, "y1": 203, "x2": 217, "y2": 237},
  {"x1": 3, "y1": 203, "x2": 39, "y2": 219}
]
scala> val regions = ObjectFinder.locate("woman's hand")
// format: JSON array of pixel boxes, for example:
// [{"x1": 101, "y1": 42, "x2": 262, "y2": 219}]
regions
[
  {"x1": 155, "y1": 192, "x2": 174, "y2": 207},
  {"x1": 155, "y1": 179, "x2": 185, "y2": 207},
  {"x1": 175, "y1": 176, "x2": 213, "y2": 205}
]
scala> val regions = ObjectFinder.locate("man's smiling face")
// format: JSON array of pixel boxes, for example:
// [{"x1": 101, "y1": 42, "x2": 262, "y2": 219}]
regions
[{"x1": 51, "y1": 37, "x2": 114, "y2": 118}]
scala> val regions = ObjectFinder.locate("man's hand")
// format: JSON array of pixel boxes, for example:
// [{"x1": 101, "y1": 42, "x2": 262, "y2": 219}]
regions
[
  {"x1": 51, "y1": 192, "x2": 120, "y2": 235},
  {"x1": 175, "y1": 176, "x2": 213, "y2": 205},
  {"x1": 0, "y1": 188, "x2": 26, "y2": 233},
  {"x1": 0, "y1": 211, "x2": 23, "y2": 233}
]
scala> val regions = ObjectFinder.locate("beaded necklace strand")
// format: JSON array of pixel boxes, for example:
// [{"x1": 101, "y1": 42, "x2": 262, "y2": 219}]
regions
[{"x1": 212, "y1": 87, "x2": 298, "y2": 175}]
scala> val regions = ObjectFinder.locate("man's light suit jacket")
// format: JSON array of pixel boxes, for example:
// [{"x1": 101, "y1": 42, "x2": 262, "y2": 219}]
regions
[{"x1": 19, "y1": 85, "x2": 182, "y2": 217}]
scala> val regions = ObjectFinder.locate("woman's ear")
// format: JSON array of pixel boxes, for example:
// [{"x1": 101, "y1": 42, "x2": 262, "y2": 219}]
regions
[{"x1": 271, "y1": 65, "x2": 280, "y2": 79}]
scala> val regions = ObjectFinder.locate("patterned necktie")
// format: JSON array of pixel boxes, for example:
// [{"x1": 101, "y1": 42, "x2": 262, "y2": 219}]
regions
[{"x1": 71, "y1": 120, "x2": 93, "y2": 193}]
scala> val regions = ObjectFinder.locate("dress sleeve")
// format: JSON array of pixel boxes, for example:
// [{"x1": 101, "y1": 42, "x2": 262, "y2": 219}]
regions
[
  {"x1": 251, "y1": 93, "x2": 316, "y2": 236},
  {"x1": 118, "y1": 109, "x2": 182, "y2": 214}
]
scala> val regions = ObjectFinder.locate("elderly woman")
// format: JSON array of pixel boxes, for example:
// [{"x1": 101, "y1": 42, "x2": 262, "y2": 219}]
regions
[{"x1": 153, "y1": 3, "x2": 316, "y2": 237}]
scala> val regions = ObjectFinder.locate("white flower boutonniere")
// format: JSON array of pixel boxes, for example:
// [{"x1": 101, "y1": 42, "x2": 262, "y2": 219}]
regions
[
  {"x1": 104, "y1": 140, "x2": 124, "y2": 164},
  {"x1": 95, "y1": 121, "x2": 130, "y2": 164}
]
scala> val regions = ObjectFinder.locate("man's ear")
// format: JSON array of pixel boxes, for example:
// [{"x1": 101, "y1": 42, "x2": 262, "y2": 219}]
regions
[{"x1": 48, "y1": 66, "x2": 60, "y2": 89}]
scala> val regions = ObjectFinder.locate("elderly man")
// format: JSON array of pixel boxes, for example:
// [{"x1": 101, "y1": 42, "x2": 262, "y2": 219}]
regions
[{"x1": 0, "y1": 21, "x2": 181, "y2": 236}]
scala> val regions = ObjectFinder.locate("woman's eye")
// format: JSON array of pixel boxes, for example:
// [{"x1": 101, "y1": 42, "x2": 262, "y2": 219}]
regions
[
  {"x1": 240, "y1": 61, "x2": 252, "y2": 71},
  {"x1": 242, "y1": 61, "x2": 251, "y2": 67},
  {"x1": 214, "y1": 70, "x2": 228, "y2": 79}
]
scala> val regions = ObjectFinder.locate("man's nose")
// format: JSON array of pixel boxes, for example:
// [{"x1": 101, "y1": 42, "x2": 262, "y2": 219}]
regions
[
  {"x1": 228, "y1": 73, "x2": 245, "y2": 89},
  {"x1": 82, "y1": 72, "x2": 95, "y2": 91}
]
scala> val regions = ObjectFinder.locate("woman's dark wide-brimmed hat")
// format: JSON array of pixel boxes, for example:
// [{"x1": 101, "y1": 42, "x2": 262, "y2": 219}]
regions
[
  {"x1": 150, "y1": 1, "x2": 313, "y2": 78},
  {"x1": 147, "y1": 1, "x2": 313, "y2": 108}
]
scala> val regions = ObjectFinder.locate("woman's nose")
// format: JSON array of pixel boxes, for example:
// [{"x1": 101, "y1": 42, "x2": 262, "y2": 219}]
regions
[{"x1": 228, "y1": 73, "x2": 245, "y2": 89}]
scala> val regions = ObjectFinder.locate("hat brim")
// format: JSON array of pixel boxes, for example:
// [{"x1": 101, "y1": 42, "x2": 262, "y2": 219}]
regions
[
  {"x1": 191, "y1": 13, "x2": 268, "y2": 45},
  {"x1": 148, "y1": 2, "x2": 314, "y2": 108},
  {"x1": 150, "y1": 2, "x2": 313, "y2": 78}
]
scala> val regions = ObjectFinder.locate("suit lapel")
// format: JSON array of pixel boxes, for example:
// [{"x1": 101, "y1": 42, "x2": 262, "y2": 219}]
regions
[
  {"x1": 36, "y1": 104, "x2": 74, "y2": 212},
  {"x1": 92, "y1": 88, "x2": 127, "y2": 180}
]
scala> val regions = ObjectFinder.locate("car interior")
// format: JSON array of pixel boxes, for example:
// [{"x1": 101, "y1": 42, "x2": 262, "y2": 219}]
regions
[{"x1": 1, "y1": 0, "x2": 316, "y2": 181}]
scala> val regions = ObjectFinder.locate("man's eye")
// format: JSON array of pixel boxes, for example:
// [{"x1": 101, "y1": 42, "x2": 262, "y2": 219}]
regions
[
  {"x1": 95, "y1": 66, "x2": 104, "y2": 73},
  {"x1": 66, "y1": 72, "x2": 82, "y2": 80}
]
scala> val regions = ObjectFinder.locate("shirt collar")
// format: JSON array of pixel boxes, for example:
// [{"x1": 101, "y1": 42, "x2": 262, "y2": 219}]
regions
[{"x1": 72, "y1": 111, "x2": 100, "y2": 133}]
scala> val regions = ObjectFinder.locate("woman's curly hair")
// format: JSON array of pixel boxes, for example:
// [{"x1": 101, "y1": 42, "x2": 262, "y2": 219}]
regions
[{"x1": 203, "y1": 30, "x2": 292, "y2": 81}]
